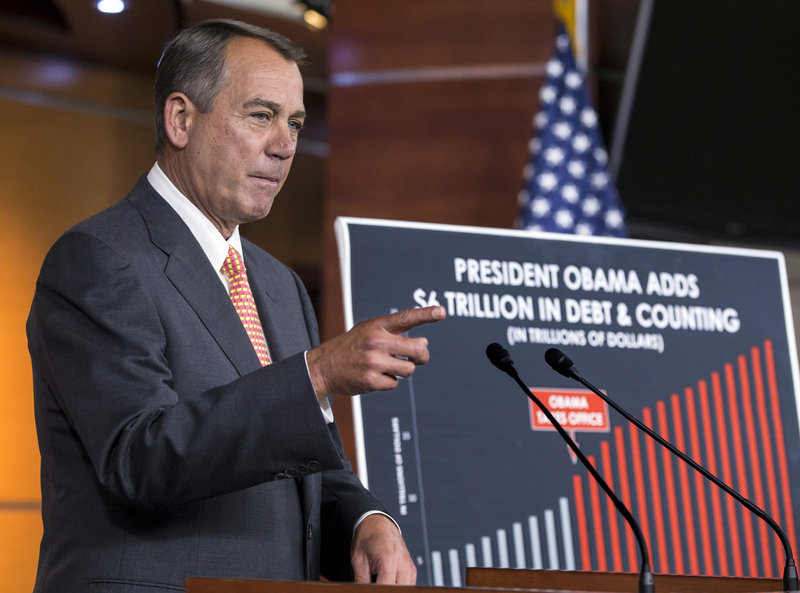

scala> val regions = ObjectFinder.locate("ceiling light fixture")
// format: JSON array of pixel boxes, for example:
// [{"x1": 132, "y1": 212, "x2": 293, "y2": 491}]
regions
[
  {"x1": 293, "y1": 0, "x2": 330, "y2": 30},
  {"x1": 96, "y1": 0, "x2": 125, "y2": 14},
  {"x1": 302, "y1": 9, "x2": 327, "y2": 31}
]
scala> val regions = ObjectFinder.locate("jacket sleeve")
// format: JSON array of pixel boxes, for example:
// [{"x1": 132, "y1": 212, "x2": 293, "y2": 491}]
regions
[{"x1": 28, "y1": 230, "x2": 346, "y2": 513}]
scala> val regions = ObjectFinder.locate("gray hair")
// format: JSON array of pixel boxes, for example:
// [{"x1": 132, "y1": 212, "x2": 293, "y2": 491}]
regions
[{"x1": 153, "y1": 19, "x2": 306, "y2": 154}]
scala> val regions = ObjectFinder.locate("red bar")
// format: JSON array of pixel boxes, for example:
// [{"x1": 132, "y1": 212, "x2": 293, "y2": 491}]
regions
[
  {"x1": 658, "y1": 400, "x2": 683, "y2": 573},
  {"x1": 615, "y1": 426, "x2": 638, "y2": 572},
  {"x1": 751, "y1": 346, "x2": 782, "y2": 576},
  {"x1": 629, "y1": 422, "x2": 652, "y2": 567},
  {"x1": 727, "y1": 361, "x2": 758, "y2": 574},
  {"x1": 573, "y1": 474, "x2": 591, "y2": 571},
  {"x1": 672, "y1": 393, "x2": 700, "y2": 574},
  {"x1": 601, "y1": 441, "x2": 623, "y2": 572},
  {"x1": 587, "y1": 454, "x2": 608, "y2": 571},
  {"x1": 738, "y1": 354, "x2": 770, "y2": 575},
  {"x1": 692, "y1": 382, "x2": 717, "y2": 575},
  {"x1": 713, "y1": 370, "x2": 743, "y2": 575},
  {"x1": 765, "y1": 339, "x2": 799, "y2": 564},
  {"x1": 643, "y1": 407, "x2": 669, "y2": 573}
]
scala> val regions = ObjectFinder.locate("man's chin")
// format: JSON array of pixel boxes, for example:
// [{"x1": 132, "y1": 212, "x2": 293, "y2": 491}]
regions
[{"x1": 243, "y1": 198, "x2": 276, "y2": 223}]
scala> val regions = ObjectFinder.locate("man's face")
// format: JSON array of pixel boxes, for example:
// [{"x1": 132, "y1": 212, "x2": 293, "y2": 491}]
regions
[{"x1": 178, "y1": 37, "x2": 306, "y2": 237}]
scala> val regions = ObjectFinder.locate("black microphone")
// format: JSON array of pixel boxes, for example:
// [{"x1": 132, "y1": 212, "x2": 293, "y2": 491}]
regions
[
  {"x1": 486, "y1": 343, "x2": 655, "y2": 593},
  {"x1": 487, "y1": 342, "x2": 515, "y2": 374},
  {"x1": 545, "y1": 347, "x2": 578, "y2": 378},
  {"x1": 545, "y1": 348, "x2": 799, "y2": 592}
]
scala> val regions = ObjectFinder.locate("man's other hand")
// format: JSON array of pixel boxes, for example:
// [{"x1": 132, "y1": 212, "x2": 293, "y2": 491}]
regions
[{"x1": 351, "y1": 514, "x2": 416, "y2": 585}]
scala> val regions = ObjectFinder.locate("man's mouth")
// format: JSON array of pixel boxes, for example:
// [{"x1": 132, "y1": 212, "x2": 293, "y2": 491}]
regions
[{"x1": 252, "y1": 174, "x2": 280, "y2": 185}]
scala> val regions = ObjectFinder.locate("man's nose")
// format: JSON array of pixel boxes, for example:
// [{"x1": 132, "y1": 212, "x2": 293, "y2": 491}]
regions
[{"x1": 266, "y1": 125, "x2": 297, "y2": 160}]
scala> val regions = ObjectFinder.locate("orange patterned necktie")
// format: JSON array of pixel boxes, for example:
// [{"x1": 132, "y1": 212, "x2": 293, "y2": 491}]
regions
[{"x1": 221, "y1": 245, "x2": 271, "y2": 366}]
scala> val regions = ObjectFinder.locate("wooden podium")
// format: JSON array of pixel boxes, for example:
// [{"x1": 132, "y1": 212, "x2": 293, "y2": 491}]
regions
[
  {"x1": 466, "y1": 568, "x2": 785, "y2": 592},
  {"x1": 186, "y1": 569, "x2": 787, "y2": 593},
  {"x1": 185, "y1": 579, "x2": 491, "y2": 592}
]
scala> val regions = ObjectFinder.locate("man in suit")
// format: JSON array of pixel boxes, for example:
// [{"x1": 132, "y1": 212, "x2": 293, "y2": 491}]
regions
[{"x1": 26, "y1": 19, "x2": 445, "y2": 593}]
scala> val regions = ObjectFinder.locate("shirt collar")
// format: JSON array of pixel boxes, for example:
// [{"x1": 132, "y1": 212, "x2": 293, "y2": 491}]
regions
[{"x1": 147, "y1": 162, "x2": 243, "y2": 274}]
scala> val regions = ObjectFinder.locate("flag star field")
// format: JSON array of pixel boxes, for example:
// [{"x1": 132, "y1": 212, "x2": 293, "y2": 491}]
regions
[{"x1": 519, "y1": 24, "x2": 626, "y2": 237}]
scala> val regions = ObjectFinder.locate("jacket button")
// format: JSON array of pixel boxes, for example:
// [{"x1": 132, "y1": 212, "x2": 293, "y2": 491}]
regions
[
  {"x1": 285, "y1": 468, "x2": 299, "y2": 478},
  {"x1": 275, "y1": 472, "x2": 286, "y2": 480},
  {"x1": 297, "y1": 464, "x2": 308, "y2": 474},
  {"x1": 308, "y1": 460, "x2": 321, "y2": 471}
]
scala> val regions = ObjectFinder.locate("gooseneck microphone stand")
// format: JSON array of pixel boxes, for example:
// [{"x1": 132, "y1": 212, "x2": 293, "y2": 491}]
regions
[{"x1": 487, "y1": 343, "x2": 655, "y2": 593}]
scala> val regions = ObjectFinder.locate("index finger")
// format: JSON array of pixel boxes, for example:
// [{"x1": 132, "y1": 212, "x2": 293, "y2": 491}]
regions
[{"x1": 380, "y1": 306, "x2": 446, "y2": 335}]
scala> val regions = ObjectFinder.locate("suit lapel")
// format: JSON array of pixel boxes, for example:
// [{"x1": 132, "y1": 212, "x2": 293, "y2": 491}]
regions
[
  {"x1": 243, "y1": 245, "x2": 312, "y2": 364},
  {"x1": 127, "y1": 178, "x2": 262, "y2": 376},
  {"x1": 244, "y1": 255, "x2": 286, "y2": 363}
]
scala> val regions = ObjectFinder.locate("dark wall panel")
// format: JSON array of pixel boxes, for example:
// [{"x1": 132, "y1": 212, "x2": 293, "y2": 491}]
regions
[
  {"x1": 325, "y1": 77, "x2": 542, "y2": 222},
  {"x1": 321, "y1": 1, "x2": 555, "y2": 464},
  {"x1": 329, "y1": 0, "x2": 553, "y2": 71}
]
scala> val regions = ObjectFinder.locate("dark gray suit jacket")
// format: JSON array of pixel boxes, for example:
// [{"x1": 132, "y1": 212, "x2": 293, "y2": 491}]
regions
[{"x1": 27, "y1": 176, "x2": 385, "y2": 593}]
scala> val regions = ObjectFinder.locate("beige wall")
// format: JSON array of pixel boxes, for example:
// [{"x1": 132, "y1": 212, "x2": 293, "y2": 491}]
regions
[{"x1": 0, "y1": 50, "x2": 156, "y2": 592}]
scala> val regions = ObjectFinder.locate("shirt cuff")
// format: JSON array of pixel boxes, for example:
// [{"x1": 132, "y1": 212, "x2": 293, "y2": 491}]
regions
[
  {"x1": 353, "y1": 510, "x2": 402, "y2": 540},
  {"x1": 304, "y1": 351, "x2": 334, "y2": 424}
]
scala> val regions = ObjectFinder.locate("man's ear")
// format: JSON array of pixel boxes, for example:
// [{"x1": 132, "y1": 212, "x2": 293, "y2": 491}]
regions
[{"x1": 163, "y1": 92, "x2": 194, "y2": 150}]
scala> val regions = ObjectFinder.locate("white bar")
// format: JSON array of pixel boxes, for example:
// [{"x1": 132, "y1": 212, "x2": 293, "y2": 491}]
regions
[
  {"x1": 481, "y1": 536, "x2": 493, "y2": 567},
  {"x1": 496, "y1": 528, "x2": 510, "y2": 568},
  {"x1": 559, "y1": 497, "x2": 577, "y2": 570},
  {"x1": 545, "y1": 509, "x2": 560, "y2": 570},
  {"x1": 431, "y1": 551, "x2": 444, "y2": 587},
  {"x1": 465, "y1": 543, "x2": 477, "y2": 568},
  {"x1": 448, "y1": 549, "x2": 462, "y2": 587},
  {"x1": 512, "y1": 522, "x2": 526, "y2": 569},
  {"x1": 529, "y1": 516, "x2": 543, "y2": 569}
]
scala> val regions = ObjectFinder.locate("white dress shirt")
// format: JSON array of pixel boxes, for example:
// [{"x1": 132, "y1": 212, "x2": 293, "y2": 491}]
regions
[{"x1": 146, "y1": 163, "x2": 334, "y2": 422}]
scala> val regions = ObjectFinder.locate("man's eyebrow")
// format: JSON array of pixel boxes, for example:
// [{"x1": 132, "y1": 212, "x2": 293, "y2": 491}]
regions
[
  {"x1": 243, "y1": 98, "x2": 306, "y2": 120},
  {"x1": 243, "y1": 98, "x2": 279, "y2": 110}
]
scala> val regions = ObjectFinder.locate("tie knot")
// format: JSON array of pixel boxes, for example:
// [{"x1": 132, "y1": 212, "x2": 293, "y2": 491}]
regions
[{"x1": 222, "y1": 245, "x2": 245, "y2": 280}]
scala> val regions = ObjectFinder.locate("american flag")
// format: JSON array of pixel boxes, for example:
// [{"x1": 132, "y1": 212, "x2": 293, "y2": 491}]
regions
[{"x1": 518, "y1": 22, "x2": 626, "y2": 237}]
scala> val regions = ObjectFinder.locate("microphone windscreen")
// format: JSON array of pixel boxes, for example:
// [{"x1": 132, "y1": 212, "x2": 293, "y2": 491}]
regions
[
  {"x1": 545, "y1": 348, "x2": 576, "y2": 378},
  {"x1": 486, "y1": 343, "x2": 514, "y2": 373}
]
